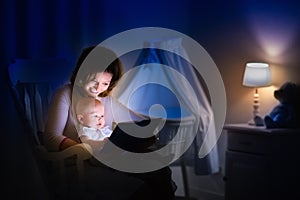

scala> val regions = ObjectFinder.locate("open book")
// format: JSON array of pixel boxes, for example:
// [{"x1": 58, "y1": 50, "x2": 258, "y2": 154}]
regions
[{"x1": 102, "y1": 118, "x2": 164, "y2": 153}]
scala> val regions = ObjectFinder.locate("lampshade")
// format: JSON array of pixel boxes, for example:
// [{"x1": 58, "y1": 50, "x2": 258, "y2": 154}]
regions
[{"x1": 242, "y1": 62, "x2": 271, "y2": 87}]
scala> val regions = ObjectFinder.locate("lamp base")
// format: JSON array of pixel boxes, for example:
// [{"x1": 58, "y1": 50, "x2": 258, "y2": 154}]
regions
[{"x1": 247, "y1": 116, "x2": 264, "y2": 127}]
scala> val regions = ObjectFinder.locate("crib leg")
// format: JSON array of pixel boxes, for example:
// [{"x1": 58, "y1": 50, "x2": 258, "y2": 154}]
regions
[{"x1": 180, "y1": 159, "x2": 190, "y2": 199}]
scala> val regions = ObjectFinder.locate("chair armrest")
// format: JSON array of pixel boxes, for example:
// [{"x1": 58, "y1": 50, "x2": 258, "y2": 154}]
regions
[{"x1": 36, "y1": 143, "x2": 92, "y2": 161}]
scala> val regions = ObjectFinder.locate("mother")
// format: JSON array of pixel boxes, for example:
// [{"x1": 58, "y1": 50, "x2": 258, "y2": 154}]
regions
[
  {"x1": 44, "y1": 46, "x2": 124, "y2": 151},
  {"x1": 44, "y1": 46, "x2": 175, "y2": 199}
]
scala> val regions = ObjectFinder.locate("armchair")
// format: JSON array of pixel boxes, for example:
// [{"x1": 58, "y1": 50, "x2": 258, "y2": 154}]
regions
[{"x1": 7, "y1": 58, "x2": 92, "y2": 198}]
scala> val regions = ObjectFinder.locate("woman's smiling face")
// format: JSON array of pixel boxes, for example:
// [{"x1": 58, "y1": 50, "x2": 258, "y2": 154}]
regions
[{"x1": 84, "y1": 72, "x2": 112, "y2": 98}]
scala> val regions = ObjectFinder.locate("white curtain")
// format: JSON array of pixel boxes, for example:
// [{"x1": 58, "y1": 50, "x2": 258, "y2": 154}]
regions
[{"x1": 112, "y1": 38, "x2": 219, "y2": 174}]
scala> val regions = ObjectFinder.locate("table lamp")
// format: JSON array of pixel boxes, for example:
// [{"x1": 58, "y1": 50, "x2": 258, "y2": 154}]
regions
[{"x1": 242, "y1": 62, "x2": 271, "y2": 126}]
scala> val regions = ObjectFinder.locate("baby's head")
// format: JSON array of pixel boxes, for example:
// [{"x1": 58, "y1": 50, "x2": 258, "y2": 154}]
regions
[{"x1": 76, "y1": 97, "x2": 105, "y2": 129}]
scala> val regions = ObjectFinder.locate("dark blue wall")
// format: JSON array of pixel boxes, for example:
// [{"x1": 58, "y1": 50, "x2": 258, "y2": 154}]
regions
[{"x1": 2, "y1": 0, "x2": 300, "y2": 198}]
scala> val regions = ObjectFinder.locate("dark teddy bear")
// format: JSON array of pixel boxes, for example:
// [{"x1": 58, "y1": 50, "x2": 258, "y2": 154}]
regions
[{"x1": 264, "y1": 82, "x2": 300, "y2": 129}]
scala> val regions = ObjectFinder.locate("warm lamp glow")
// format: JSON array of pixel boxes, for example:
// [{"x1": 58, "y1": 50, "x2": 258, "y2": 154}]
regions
[
  {"x1": 242, "y1": 62, "x2": 271, "y2": 126},
  {"x1": 243, "y1": 62, "x2": 271, "y2": 87}
]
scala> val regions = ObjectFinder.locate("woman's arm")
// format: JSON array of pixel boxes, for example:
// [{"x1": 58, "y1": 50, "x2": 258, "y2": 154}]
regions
[
  {"x1": 58, "y1": 137, "x2": 79, "y2": 151},
  {"x1": 101, "y1": 96, "x2": 147, "y2": 128},
  {"x1": 44, "y1": 85, "x2": 79, "y2": 151}
]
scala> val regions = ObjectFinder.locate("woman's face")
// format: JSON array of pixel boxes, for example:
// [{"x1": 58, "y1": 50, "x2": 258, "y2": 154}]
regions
[{"x1": 84, "y1": 72, "x2": 112, "y2": 98}]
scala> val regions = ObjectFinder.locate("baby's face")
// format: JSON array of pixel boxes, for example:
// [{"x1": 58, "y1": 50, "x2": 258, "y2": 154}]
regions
[{"x1": 80, "y1": 103, "x2": 105, "y2": 129}]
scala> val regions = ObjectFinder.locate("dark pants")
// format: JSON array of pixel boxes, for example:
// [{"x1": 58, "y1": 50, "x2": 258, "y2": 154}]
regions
[
  {"x1": 87, "y1": 158, "x2": 176, "y2": 200},
  {"x1": 128, "y1": 166, "x2": 176, "y2": 200}
]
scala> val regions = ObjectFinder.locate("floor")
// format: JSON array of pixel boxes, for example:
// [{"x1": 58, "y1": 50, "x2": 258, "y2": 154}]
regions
[{"x1": 171, "y1": 166, "x2": 225, "y2": 200}]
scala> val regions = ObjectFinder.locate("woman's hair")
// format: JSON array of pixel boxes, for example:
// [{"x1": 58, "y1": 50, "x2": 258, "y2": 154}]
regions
[{"x1": 70, "y1": 46, "x2": 123, "y2": 97}]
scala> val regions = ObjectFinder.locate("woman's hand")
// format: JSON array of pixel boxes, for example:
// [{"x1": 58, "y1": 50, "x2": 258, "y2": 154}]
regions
[
  {"x1": 59, "y1": 138, "x2": 79, "y2": 151},
  {"x1": 80, "y1": 136, "x2": 109, "y2": 152}
]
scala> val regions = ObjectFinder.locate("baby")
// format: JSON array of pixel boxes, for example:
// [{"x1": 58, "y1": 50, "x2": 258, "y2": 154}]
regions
[{"x1": 75, "y1": 97, "x2": 112, "y2": 142}]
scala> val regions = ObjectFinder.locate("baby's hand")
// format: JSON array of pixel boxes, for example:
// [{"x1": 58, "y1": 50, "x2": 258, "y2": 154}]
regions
[{"x1": 97, "y1": 138, "x2": 109, "y2": 149}]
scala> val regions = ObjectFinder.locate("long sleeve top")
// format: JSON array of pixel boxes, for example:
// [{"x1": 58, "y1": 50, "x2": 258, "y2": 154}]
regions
[{"x1": 44, "y1": 84, "x2": 78, "y2": 151}]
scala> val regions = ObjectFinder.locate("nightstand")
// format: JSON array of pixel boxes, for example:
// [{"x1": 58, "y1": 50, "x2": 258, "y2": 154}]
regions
[{"x1": 223, "y1": 124, "x2": 300, "y2": 200}]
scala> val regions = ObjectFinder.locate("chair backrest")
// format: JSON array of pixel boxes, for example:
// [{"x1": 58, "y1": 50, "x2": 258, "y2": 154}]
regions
[{"x1": 8, "y1": 58, "x2": 72, "y2": 146}]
